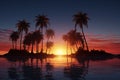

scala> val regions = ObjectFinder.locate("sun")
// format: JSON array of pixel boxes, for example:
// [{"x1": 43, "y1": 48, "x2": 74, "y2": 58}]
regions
[{"x1": 54, "y1": 48, "x2": 66, "y2": 56}]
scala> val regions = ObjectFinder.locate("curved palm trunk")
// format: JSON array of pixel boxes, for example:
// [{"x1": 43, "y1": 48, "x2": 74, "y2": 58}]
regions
[
  {"x1": 41, "y1": 39, "x2": 43, "y2": 53},
  {"x1": 81, "y1": 28, "x2": 89, "y2": 51},
  {"x1": 81, "y1": 41, "x2": 84, "y2": 49}
]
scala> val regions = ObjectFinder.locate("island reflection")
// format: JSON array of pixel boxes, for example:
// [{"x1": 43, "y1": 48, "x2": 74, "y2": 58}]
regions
[{"x1": 6, "y1": 56, "x2": 89, "y2": 80}]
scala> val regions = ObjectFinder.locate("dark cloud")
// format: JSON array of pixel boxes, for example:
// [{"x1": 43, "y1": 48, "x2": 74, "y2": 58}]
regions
[
  {"x1": 0, "y1": 28, "x2": 13, "y2": 42},
  {"x1": 89, "y1": 38, "x2": 109, "y2": 43}
]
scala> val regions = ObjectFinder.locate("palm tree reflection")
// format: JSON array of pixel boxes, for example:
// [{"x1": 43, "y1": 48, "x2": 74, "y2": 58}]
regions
[
  {"x1": 8, "y1": 67, "x2": 19, "y2": 80},
  {"x1": 64, "y1": 57, "x2": 89, "y2": 80},
  {"x1": 22, "y1": 64, "x2": 42, "y2": 80},
  {"x1": 7, "y1": 56, "x2": 88, "y2": 80},
  {"x1": 45, "y1": 58, "x2": 54, "y2": 80}
]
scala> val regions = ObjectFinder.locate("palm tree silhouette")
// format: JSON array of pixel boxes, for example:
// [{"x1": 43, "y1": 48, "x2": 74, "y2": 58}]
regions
[
  {"x1": 33, "y1": 30, "x2": 43, "y2": 53},
  {"x1": 46, "y1": 41, "x2": 54, "y2": 54},
  {"x1": 23, "y1": 32, "x2": 34, "y2": 53},
  {"x1": 23, "y1": 33, "x2": 32, "y2": 51},
  {"x1": 45, "y1": 28, "x2": 55, "y2": 53},
  {"x1": 35, "y1": 14, "x2": 49, "y2": 53},
  {"x1": 10, "y1": 31, "x2": 19, "y2": 49},
  {"x1": 45, "y1": 29, "x2": 55, "y2": 41},
  {"x1": 73, "y1": 12, "x2": 89, "y2": 51},
  {"x1": 67, "y1": 30, "x2": 77, "y2": 53},
  {"x1": 75, "y1": 32, "x2": 84, "y2": 50},
  {"x1": 45, "y1": 62, "x2": 54, "y2": 80},
  {"x1": 63, "y1": 30, "x2": 84, "y2": 54},
  {"x1": 30, "y1": 32, "x2": 36, "y2": 53},
  {"x1": 63, "y1": 34, "x2": 69, "y2": 55},
  {"x1": 16, "y1": 20, "x2": 30, "y2": 50}
]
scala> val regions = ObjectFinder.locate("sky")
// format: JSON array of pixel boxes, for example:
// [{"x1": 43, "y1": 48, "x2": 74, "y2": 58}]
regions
[{"x1": 0, "y1": 0, "x2": 120, "y2": 55}]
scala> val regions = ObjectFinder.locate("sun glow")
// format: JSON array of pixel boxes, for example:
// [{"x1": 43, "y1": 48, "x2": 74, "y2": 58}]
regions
[{"x1": 53, "y1": 47, "x2": 66, "y2": 55}]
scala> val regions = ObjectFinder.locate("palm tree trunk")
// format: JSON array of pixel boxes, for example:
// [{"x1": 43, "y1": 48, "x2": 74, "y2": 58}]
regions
[
  {"x1": 36, "y1": 42, "x2": 39, "y2": 53},
  {"x1": 12, "y1": 41, "x2": 14, "y2": 49},
  {"x1": 70, "y1": 46, "x2": 72, "y2": 54},
  {"x1": 15, "y1": 41, "x2": 17, "y2": 49},
  {"x1": 31, "y1": 43, "x2": 34, "y2": 53},
  {"x1": 81, "y1": 41, "x2": 84, "y2": 49},
  {"x1": 20, "y1": 32, "x2": 23, "y2": 50},
  {"x1": 66, "y1": 41, "x2": 68, "y2": 56},
  {"x1": 24, "y1": 44, "x2": 26, "y2": 50},
  {"x1": 27, "y1": 46, "x2": 29, "y2": 51},
  {"x1": 45, "y1": 44, "x2": 47, "y2": 54},
  {"x1": 41, "y1": 28, "x2": 43, "y2": 53},
  {"x1": 81, "y1": 28, "x2": 89, "y2": 51},
  {"x1": 46, "y1": 39, "x2": 49, "y2": 54},
  {"x1": 48, "y1": 48, "x2": 52, "y2": 54}
]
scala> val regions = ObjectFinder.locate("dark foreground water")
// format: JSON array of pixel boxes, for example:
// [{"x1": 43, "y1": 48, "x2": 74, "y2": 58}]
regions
[{"x1": 0, "y1": 56, "x2": 120, "y2": 80}]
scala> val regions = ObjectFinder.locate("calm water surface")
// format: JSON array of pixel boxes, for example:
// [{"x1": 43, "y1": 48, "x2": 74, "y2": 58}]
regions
[{"x1": 0, "y1": 56, "x2": 120, "y2": 80}]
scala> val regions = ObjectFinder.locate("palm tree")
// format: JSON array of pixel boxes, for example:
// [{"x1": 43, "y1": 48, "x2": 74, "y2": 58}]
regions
[
  {"x1": 63, "y1": 34, "x2": 69, "y2": 55},
  {"x1": 33, "y1": 30, "x2": 43, "y2": 53},
  {"x1": 35, "y1": 14, "x2": 49, "y2": 53},
  {"x1": 16, "y1": 20, "x2": 30, "y2": 50},
  {"x1": 45, "y1": 29, "x2": 55, "y2": 41},
  {"x1": 73, "y1": 12, "x2": 89, "y2": 51},
  {"x1": 30, "y1": 32, "x2": 36, "y2": 53},
  {"x1": 23, "y1": 36, "x2": 28, "y2": 50},
  {"x1": 10, "y1": 31, "x2": 19, "y2": 49},
  {"x1": 45, "y1": 28, "x2": 55, "y2": 53},
  {"x1": 67, "y1": 30, "x2": 76, "y2": 53},
  {"x1": 63, "y1": 30, "x2": 84, "y2": 54},
  {"x1": 46, "y1": 41, "x2": 54, "y2": 54},
  {"x1": 75, "y1": 32, "x2": 84, "y2": 49},
  {"x1": 23, "y1": 33, "x2": 32, "y2": 51}
]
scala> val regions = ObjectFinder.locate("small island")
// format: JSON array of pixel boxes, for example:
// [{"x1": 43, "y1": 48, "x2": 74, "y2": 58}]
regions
[{"x1": 0, "y1": 12, "x2": 120, "y2": 62}]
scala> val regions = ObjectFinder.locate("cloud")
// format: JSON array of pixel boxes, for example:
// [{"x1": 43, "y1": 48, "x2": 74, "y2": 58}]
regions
[
  {"x1": 87, "y1": 33, "x2": 120, "y2": 43},
  {"x1": 87, "y1": 33, "x2": 120, "y2": 54},
  {"x1": 0, "y1": 28, "x2": 13, "y2": 42},
  {"x1": 103, "y1": 42, "x2": 120, "y2": 54},
  {"x1": 109, "y1": 42, "x2": 120, "y2": 45},
  {"x1": 89, "y1": 38, "x2": 109, "y2": 43},
  {"x1": 0, "y1": 41, "x2": 11, "y2": 55}
]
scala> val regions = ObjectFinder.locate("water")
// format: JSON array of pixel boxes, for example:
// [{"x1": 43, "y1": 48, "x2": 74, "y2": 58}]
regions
[{"x1": 0, "y1": 56, "x2": 120, "y2": 80}]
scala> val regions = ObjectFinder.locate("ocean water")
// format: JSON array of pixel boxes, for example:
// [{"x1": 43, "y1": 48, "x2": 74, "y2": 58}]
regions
[{"x1": 0, "y1": 56, "x2": 120, "y2": 80}]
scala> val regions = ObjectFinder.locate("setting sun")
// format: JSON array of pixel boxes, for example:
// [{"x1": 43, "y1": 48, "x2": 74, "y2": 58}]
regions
[{"x1": 54, "y1": 47, "x2": 66, "y2": 55}]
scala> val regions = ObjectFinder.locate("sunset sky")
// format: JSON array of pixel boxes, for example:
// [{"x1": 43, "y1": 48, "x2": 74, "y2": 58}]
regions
[{"x1": 0, "y1": 0, "x2": 120, "y2": 55}]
